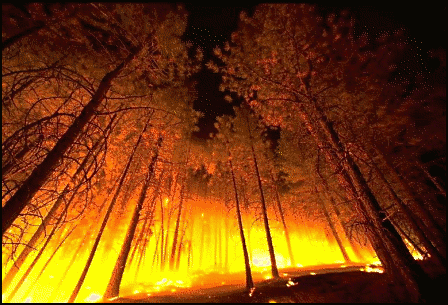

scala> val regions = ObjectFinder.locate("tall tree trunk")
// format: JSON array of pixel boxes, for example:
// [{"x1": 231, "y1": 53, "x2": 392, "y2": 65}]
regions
[
  {"x1": 169, "y1": 185, "x2": 185, "y2": 271},
  {"x1": 373, "y1": 147, "x2": 446, "y2": 245},
  {"x1": 326, "y1": 190, "x2": 366, "y2": 262},
  {"x1": 67, "y1": 115, "x2": 149, "y2": 303},
  {"x1": 169, "y1": 150, "x2": 190, "y2": 271},
  {"x1": 229, "y1": 156, "x2": 255, "y2": 293},
  {"x1": 5, "y1": 202, "x2": 69, "y2": 302},
  {"x1": 315, "y1": 186, "x2": 351, "y2": 263},
  {"x1": 48, "y1": 195, "x2": 110, "y2": 303},
  {"x1": 363, "y1": 148, "x2": 446, "y2": 267},
  {"x1": 2, "y1": 46, "x2": 142, "y2": 236},
  {"x1": 2, "y1": 115, "x2": 116, "y2": 293},
  {"x1": 244, "y1": 110, "x2": 279, "y2": 278},
  {"x1": 21, "y1": 224, "x2": 77, "y2": 301},
  {"x1": 305, "y1": 102, "x2": 428, "y2": 301},
  {"x1": 297, "y1": 105, "x2": 398, "y2": 278},
  {"x1": 270, "y1": 172, "x2": 295, "y2": 267},
  {"x1": 103, "y1": 136, "x2": 162, "y2": 299},
  {"x1": 250, "y1": 144, "x2": 279, "y2": 278}
]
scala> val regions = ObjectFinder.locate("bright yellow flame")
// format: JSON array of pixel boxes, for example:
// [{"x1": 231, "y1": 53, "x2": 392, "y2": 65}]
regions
[
  {"x1": 310, "y1": 272, "x2": 316, "y2": 275},
  {"x1": 268, "y1": 300, "x2": 277, "y2": 303}
]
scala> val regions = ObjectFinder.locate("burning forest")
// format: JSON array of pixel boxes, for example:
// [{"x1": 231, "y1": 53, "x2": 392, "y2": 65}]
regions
[{"x1": 2, "y1": 3, "x2": 446, "y2": 303}]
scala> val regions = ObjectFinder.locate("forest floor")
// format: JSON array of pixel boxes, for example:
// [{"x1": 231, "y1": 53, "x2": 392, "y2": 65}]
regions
[{"x1": 107, "y1": 261, "x2": 446, "y2": 303}]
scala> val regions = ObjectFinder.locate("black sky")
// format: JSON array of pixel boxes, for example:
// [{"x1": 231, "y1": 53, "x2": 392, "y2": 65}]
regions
[{"x1": 182, "y1": 4, "x2": 446, "y2": 139}]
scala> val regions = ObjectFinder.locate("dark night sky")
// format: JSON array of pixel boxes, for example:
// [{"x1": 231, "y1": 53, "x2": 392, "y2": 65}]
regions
[{"x1": 181, "y1": 4, "x2": 446, "y2": 139}]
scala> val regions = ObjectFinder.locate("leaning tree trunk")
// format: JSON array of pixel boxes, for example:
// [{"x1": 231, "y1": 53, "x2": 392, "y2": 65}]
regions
[
  {"x1": 362, "y1": 147, "x2": 446, "y2": 268},
  {"x1": 21, "y1": 224, "x2": 77, "y2": 301},
  {"x1": 305, "y1": 101, "x2": 429, "y2": 301},
  {"x1": 5, "y1": 202, "x2": 69, "y2": 302},
  {"x1": 103, "y1": 136, "x2": 162, "y2": 299},
  {"x1": 373, "y1": 147, "x2": 446, "y2": 248},
  {"x1": 270, "y1": 172, "x2": 295, "y2": 267},
  {"x1": 2, "y1": 46, "x2": 142, "y2": 236},
  {"x1": 315, "y1": 186, "x2": 351, "y2": 263},
  {"x1": 67, "y1": 115, "x2": 149, "y2": 303},
  {"x1": 229, "y1": 154, "x2": 255, "y2": 293},
  {"x1": 2, "y1": 114, "x2": 116, "y2": 293},
  {"x1": 169, "y1": 150, "x2": 190, "y2": 271},
  {"x1": 250, "y1": 144, "x2": 280, "y2": 278},
  {"x1": 297, "y1": 105, "x2": 398, "y2": 277},
  {"x1": 169, "y1": 182, "x2": 185, "y2": 271}
]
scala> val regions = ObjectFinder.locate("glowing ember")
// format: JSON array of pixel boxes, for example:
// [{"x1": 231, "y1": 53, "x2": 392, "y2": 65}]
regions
[{"x1": 310, "y1": 272, "x2": 316, "y2": 275}]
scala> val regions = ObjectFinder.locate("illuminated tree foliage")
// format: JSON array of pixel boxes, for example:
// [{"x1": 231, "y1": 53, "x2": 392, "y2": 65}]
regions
[
  {"x1": 1, "y1": 3, "x2": 444, "y2": 304},
  {"x1": 209, "y1": 3, "x2": 444, "y2": 302}
]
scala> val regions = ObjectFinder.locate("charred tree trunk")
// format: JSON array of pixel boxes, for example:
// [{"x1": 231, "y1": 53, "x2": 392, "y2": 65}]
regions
[
  {"x1": 270, "y1": 173, "x2": 295, "y2": 267},
  {"x1": 374, "y1": 147, "x2": 446, "y2": 249},
  {"x1": 250, "y1": 144, "x2": 279, "y2": 278},
  {"x1": 297, "y1": 106, "x2": 398, "y2": 277},
  {"x1": 67, "y1": 115, "x2": 149, "y2": 303},
  {"x1": 304, "y1": 101, "x2": 429, "y2": 301},
  {"x1": 5, "y1": 203, "x2": 68, "y2": 302},
  {"x1": 21, "y1": 224, "x2": 77, "y2": 301},
  {"x1": 103, "y1": 136, "x2": 162, "y2": 299},
  {"x1": 169, "y1": 151, "x2": 189, "y2": 271},
  {"x1": 2, "y1": 115, "x2": 115, "y2": 293},
  {"x1": 2, "y1": 46, "x2": 142, "y2": 235},
  {"x1": 364, "y1": 149, "x2": 446, "y2": 267},
  {"x1": 169, "y1": 185, "x2": 184, "y2": 271},
  {"x1": 315, "y1": 186, "x2": 351, "y2": 263},
  {"x1": 229, "y1": 151, "x2": 254, "y2": 293}
]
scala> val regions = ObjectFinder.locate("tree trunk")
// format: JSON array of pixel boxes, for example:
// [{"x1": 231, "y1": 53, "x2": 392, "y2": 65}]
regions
[
  {"x1": 363, "y1": 148, "x2": 446, "y2": 267},
  {"x1": 250, "y1": 144, "x2": 279, "y2": 278},
  {"x1": 270, "y1": 172, "x2": 295, "y2": 267},
  {"x1": 103, "y1": 136, "x2": 162, "y2": 299},
  {"x1": 48, "y1": 195, "x2": 110, "y2": 303},
  {"x1": 67, "y1": 115, "x2": 149, "y2": 303},
  {"x1": 305, "y1": 102, "x2": 429, "y2": 301},
  {"x1": 373, "y1": 147, "x2": 446, "y2": 248},
  {"x1": 169, "y1": 151, "x2": 190, "y2": 271},
  {"x1": 315, "y1": 186, "x2": 351, "y2": 263},
  {"x1": 21, "y1": 224, "x2": 77, "y2": 301},
  {"x1": 229, "y1": 155, "x2": 255, "y2": 293},
  {"x1": 2, "y1": 46, "x2": 142, "y2": 236},
  {"x1": 297, "y1": 106, "x2": 398, "y2": 277},
  {"x1": 2, "y1": 115, "x2": 116, "y2": 293},
  {"x1": 5, "y1": 203, "x2": 68, "y2": 302},
  {"x1": 244, "y1": 110, "x2": 279, "y2": 278},
  {"x1": 169, "y1": 185, "x2": 184, "y2": 271}
]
